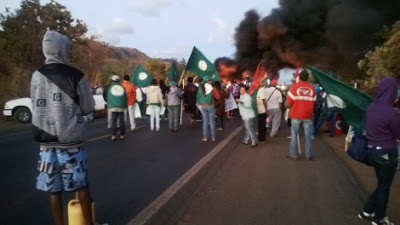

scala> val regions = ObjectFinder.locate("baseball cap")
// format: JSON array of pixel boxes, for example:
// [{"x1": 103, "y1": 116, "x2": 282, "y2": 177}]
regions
[
  {"x1": 270, "y1": 79, "x2": 278, "y2": 85},
  {"x1": 111, "y1": 75, "x2": 120, "y2": 81}
]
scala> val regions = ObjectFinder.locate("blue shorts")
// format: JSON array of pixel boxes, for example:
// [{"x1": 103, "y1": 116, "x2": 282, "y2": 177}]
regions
[{"x1": 36, "y1": 145, "x2": 89, "y2": 193}]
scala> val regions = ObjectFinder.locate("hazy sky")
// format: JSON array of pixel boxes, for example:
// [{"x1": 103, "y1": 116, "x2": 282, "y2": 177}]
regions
[
  {"x1": 1, "y1": 0, "x2": 278, "y2": 60},
  {"x1": 1, "y1": 0, "x2": 296, "y2": 83}
]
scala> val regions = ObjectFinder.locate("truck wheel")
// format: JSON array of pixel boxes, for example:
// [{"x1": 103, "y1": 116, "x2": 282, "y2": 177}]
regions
[{"x1": 15, "y1": 107, "x2": 32, "y2": 124}]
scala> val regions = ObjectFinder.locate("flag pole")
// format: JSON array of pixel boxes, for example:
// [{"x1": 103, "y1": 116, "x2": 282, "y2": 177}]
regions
[
  {"x1": 178, "y1": 69, "x2": 187, "y2": 125},
  {"x1": 178, "y1": 70, "x2": 186, "y2": 86},
  {"x1": 180, "y1": 78, "x2": 186, "y2": 125},
  {"x1": 193, "y1": 75, "x2": 198, "y2": 82}
]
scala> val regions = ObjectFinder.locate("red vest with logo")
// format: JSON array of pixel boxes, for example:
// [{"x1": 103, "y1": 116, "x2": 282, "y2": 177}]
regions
[{"x1": 286, "y1": 81, "x2": 316, "y2": 119}]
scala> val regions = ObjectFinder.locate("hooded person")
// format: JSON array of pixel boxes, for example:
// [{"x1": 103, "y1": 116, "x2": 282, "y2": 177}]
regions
[
  {"x1": 358, "y1": 77, "x2": 400, "y2": 225},
  {"x1": 394, "y1": 85, "x2": 400, "y2": 171},
  {"x1": 30, "y1": 30, "x2": 100, "y2": 225},
  {"x1": 166, "y1": 81, "x2": 182, "y2": 132},
  {"x1": 147, "y1": 79, "x2": 164, "y2": 131}
]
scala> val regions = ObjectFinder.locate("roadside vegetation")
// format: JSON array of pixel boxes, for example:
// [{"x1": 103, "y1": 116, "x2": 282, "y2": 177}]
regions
[{"x1": 0, "y1": 0, "x2": 186, "y2": 112}]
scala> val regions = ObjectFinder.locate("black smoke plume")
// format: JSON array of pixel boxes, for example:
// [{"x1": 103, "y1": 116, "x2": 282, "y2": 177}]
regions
[{"x1": 234, "y1": 0, "x2": 400, "y2": 80}]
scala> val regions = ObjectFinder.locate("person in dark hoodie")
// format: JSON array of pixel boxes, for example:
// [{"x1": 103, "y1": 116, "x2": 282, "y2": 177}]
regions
[
  {"x1": 358, "y1": 77, "x2": 400, "y2": 225},
  {"x1": 31, "y1": 30, "x2": 101, "y2": 225}
]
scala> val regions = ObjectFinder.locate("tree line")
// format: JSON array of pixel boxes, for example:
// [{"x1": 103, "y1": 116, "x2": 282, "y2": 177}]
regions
[{"x1": 0, "y1": 0, "x2": 185, "y2": 105}]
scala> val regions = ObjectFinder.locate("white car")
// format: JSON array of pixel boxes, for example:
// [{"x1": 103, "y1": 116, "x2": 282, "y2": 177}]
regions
[{"x1": 3, "y1": 95, "x2": 106, "y2": 124}]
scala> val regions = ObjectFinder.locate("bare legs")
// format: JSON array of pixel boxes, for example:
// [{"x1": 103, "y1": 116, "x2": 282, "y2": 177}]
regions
[{"x1": 50, "y1": 188, "x2": 94, "y2": 225}]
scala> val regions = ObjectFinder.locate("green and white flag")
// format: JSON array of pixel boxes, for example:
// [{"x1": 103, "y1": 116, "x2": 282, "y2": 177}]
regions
[
  {"x1": 168, "y1": 62, "x2": 181, "y2": 83},
  {"x1": 186, "y1": 46, "x2": 220, "y2": 81},
  {"x1": 131, "y1": 64, "x2": 153, "y2": 87},
  {"x1": 308, "y1": 65, "x2": 373, "y2": 131}
]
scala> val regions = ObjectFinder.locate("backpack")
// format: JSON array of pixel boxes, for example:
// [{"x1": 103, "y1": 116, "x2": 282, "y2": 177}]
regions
[
  {"x1": 232, "y1": 85, "x2": 240, "y2": 98},
  {"x1": 346, "y1": 118, "x2": 371, "y2": 166}
]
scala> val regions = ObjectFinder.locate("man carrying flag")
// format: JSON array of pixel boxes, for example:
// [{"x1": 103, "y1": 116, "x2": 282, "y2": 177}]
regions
[{"x1": 285, "y1": 70, "x2": 316, "y2": 160}]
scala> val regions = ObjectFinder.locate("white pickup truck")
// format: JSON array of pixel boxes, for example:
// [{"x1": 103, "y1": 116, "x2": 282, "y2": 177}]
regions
[{"x1": 3, "y1": 95, "x2": 106, "y2": 124}]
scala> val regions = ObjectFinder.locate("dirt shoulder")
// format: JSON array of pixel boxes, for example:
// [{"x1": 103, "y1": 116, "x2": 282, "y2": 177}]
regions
[{"x1": 321, "y1": 133, "x2": 400, "y2": 222}]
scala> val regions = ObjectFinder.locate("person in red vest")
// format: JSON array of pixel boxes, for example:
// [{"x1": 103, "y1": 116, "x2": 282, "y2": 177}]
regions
[
  {"x1": 122, "y1": 75, "x2": 137, "y2": 131},
  {"x1": 285, "y1": 70, "x2": 316, "y2": 160}
]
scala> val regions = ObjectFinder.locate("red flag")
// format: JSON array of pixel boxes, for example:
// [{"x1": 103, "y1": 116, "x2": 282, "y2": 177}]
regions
[
  {"x1": 295, "y1": 63, "x2": 300, "y2": 83},
  {"x1": 248, "y1": 63, "x2": 261, "y2": 95}
]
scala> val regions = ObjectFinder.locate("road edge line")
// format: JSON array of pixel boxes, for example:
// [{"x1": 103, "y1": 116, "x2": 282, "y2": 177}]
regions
[{"x1": 126, "y1": 125, "x2": 243, "y2": 225}]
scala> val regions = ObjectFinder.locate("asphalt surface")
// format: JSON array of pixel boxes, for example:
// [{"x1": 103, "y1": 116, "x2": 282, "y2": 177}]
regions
[
  {"x1": 0, "y1": 116, "x2": 378, "y2": 225},
  {"x1": 0, "y1": 115, "x2": 241, "y2": 225},
  {"x1": 174, "y1": 126, "x2": 368, "y2": 225}
]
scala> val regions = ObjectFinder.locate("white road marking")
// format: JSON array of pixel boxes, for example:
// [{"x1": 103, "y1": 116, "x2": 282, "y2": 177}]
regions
[
  {"x1": 126, "y1": 125, "x2": 243, "y2": 225},
  {"x1": 0, "y1": 131, "x2": 31, "y2": 139}
]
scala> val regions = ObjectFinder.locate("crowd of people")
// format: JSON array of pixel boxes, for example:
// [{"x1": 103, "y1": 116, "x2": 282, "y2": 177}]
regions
[{"x1": 99, "y1": 72, "x2": 290, "y2": 146}]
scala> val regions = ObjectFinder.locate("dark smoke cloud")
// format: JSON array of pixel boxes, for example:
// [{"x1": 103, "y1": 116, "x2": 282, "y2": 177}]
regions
[{"x1": 234, "y1": 0, "x2": 400, "y2": 80}]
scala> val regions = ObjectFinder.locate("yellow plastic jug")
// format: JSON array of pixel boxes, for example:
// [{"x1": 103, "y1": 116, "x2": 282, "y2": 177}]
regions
[{"x1": 68, "y1": 198, "x2": 95, "y2": 225}]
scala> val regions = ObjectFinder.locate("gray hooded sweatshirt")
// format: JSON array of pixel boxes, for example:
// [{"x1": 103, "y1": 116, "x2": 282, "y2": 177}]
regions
[
  {"x1": 167, "y1": 86, "x2": 182, "y2": 106},
  {"x1": 30, "y1": 30, "x2": 94, "y2": 147}
]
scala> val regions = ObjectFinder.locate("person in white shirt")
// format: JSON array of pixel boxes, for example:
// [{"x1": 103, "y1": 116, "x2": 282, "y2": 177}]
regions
[
  {"x1": 313, "y1": 93, "x2": 338, "y2": 137},
  {"x1": 264, "y1": 79, "x2": 283, "y2": 137},
  {"x1": 255, "y1": 82, "x2": 268, "y2": 143}
]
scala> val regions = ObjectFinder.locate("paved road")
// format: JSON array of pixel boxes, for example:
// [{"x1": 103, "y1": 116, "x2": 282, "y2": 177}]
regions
[
  {"x1": 174, "y1": 126, "x2": 368, "y2": 225},
  {"x1": 0, "y1": 116, "x2": 241, "y2": 225}
]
